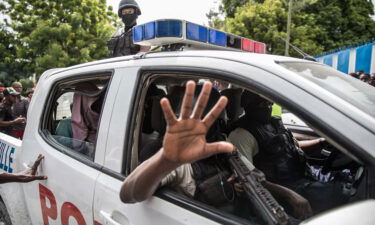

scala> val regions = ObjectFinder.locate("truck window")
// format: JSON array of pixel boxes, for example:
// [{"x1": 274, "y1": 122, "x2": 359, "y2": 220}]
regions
[
  {"x1": 41, "y1": 74, "x2": 111, "y2": 160},
  {"x1": 129, "y1": 72, "x2": 366, "y2": 223},
  {"x1": 131, "y1": 74, "x2": 256, "y2": 222}
]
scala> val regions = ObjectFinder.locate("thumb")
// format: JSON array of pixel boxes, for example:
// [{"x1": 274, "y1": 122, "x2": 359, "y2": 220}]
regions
[{"x1": 204, "y1": 141, "x2": 234, "y2": 156}]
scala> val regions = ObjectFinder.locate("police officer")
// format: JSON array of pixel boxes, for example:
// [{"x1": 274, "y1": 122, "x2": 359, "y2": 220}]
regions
[
  {"x1": 228, "y1": 90, "x2": 351, "y2": 214},
  {"x1": 108, "y1": 0, "x2": 148, "y2": 57}
]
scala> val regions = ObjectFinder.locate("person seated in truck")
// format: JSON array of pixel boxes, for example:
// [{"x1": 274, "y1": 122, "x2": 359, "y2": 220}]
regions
[
  {"x1": 0, "y1": 154, "x2": 47, "y2": 184},
  {"x1": 228, "y1": 90, "x2": 356, "y2": 214},
  {"x1": 70, "y1": 82, "x2": 103, "y2": 157},
  {"x1": 55, "y1": 103, "x2": 73, "y2": 138},
  {"x1": 122, "y1": 81, "x2": 313, "y2": 221}
]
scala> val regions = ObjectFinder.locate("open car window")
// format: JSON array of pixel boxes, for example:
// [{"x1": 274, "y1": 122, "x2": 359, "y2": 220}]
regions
[
  {"x1": 126, "y1": 70, "x2": 370, "y2": 224},
  {"x1": 41, "y1": 73, "x2": 111, "y2": 161}
]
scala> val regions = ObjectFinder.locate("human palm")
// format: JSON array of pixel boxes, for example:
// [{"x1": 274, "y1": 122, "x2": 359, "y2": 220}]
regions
[{"x1": 160, "y1": 81, "x2": 233, "y2": 164}]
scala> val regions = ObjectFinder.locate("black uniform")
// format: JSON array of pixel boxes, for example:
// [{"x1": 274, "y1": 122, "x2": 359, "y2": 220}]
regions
[
  {"x1": 0, "y1": 103, "x2": 13, "y2": 135},
  {"x1": 107, "y1": 0, "x2": 142, "y2": 57},
  {"x1": 107, "y1": 29, "x2": 140, "y2": 57}
]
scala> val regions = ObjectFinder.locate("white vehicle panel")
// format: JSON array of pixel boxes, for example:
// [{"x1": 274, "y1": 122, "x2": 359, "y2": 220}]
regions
[
  {"x1": 94, "y1": 174, "x2": 218, "y2": 225},
  {"x1": 0, "y1": 134, "x2": 31, "y2": 225},
  {"x1": 102, "y1": 67, "x2": 140, "y2": 173}
]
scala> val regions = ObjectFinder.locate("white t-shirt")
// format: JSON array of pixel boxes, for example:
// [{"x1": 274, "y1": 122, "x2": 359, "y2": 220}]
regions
[{"x1": 228, "y1": 127, "x2": 259, "y2": 163}]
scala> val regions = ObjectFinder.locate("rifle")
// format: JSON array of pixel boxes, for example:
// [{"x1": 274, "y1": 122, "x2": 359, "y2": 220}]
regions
[{"x1": 228, "y1": 150, "x2": 289, "y2": 225}]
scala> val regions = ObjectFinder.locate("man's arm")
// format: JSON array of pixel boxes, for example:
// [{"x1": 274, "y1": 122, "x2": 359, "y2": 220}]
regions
[
  {"x1": 263, "y1": 181, "x2": 313, "y2": 219},
  {"x1": 120, "y1": 81, "x2": 234, "y2": 203},
  {"x1": 0, "y1": 117, "x2": 25, "y2": 128},
  {"x1": 298, "y1": 138, "x2": 325, "y2": 155},
  {"x1": 0, "y1": 154, "x2": 47, "y2": 184}
]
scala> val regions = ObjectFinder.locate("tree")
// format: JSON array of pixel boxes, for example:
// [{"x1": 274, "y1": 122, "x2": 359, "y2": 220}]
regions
[
  {"x1": 221, "y1": 0, "x2": 250, "y2": 18},
  {"x1": 0, "y1": 22, "x2": 25, "y2": 85},
  {"x1": 301, "y1": 0, "x2": 375, "y2": 50},
  {"x1": 1, "y1": 0, "x2": 117, "y2": 79},
  {"x1": 220, "y1": 0, "x2": 375, "y2": 56},
  {"x1": 225, "y1": 0, "x2": 324, "y2": 57}
]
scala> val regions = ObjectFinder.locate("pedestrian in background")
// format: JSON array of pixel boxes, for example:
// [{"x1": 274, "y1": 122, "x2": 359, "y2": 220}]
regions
[
  {"x1": 369, "y1": 73, "x2": 375, "y2": 87},
  {"x1": 0, "y1": 88, "x2": 26, "y2": 136},
  {"x1": 25, "y1": 88, "x2": 34, "y2": 101},
  {"x1": 11, "y1": 82, "x2": 23, "y2": 94},
  {"x1": 349, "y1": 72, "x2": 359, "y2": 79},
  {"x1": 359, "y1": 73, "x2": 370, "y2": 83},
  {"x1": 8, "y1": 87, "x2": 29, "y2": 139}
]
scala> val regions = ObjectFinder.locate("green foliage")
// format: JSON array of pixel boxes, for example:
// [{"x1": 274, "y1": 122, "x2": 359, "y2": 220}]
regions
[
  {"x1": 225, "y1": 0, "x2": 324, "y2": 57},
  {"x1": 19, "y1": 78, "x2": 34, "y2": 95},
  {"x1": 221, "y1": 0, "x2": 250, "y2": 18},
  {"x1": 1, "y1": 0, "x2": 117, "y2": 79},
  {"x1": 0, "y1": 23, "x2": 26, "y2": 85},
  {"x1": 220, "y1": 0, "x2": 375, "y2": 57},
  {"x1": 301, "y1": 0, "x2": 375, "y2": 50}
]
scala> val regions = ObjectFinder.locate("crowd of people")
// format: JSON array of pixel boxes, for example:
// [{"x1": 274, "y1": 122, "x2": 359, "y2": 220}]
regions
[
  {"x1": 0, "y1": 81, "x2": 34, "y2": 140},
  {"x1": 349, "y1": 70, "x2": 375, "y2": 86}
]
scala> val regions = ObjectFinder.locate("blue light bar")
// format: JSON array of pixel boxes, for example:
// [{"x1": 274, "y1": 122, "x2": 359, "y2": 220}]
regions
[
  {"x1": 186, "y1": 23, "x2": 208, "y2": 43},
  {"x1": 133, "y1": 25, "x2": 144, "y2": 42},
  {"x1": 144, "y1": 22, "x2": 155, "y2": 40},
  {"x1": 156, "y1": 20, "x2": 182, "y2": 38},
  {"x1": 209, "y1": 29, "x2": 227, "y2": 47},
  {"x1": 132, "y1": 19, "x2": 267, "y2": 53}
]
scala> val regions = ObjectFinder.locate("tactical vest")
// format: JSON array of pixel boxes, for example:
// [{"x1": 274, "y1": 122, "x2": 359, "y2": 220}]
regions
[
  {"x1": 191, "y1": 132, "x2": 236, "y2": 208},
  {"x1": 107, "y1": 29, "x2": 140, "y2": 57},
  {"x1": 238, "y1": 116, "x2": 305, "y2": 186}
]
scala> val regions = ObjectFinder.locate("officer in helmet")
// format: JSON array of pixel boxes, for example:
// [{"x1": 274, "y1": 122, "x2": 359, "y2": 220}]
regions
[{"x1": 108, "y1": 0, "x2": 149, "y2": 57}]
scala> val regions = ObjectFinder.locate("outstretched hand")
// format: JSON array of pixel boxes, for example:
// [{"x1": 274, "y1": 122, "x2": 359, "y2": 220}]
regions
[
  {"x1": 160, "y1": 81, "x2": 234, "y2": 164},
  {"x1": 17, "y1": 154, "x2": 47, "y2": 183}
]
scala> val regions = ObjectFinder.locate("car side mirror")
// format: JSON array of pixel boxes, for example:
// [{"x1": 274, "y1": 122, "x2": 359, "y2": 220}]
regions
[{"x1": 301, "y1": 200, "x2": 375, "y2": 225}]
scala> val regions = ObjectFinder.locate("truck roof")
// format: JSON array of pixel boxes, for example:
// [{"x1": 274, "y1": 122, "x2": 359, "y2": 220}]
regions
[{"x1": 43, "y1": 50, "x2": 375, "y2": 135}]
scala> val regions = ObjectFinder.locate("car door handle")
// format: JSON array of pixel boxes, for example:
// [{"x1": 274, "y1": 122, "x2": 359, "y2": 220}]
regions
[{"x1": 100, "y1": 211, "x2": 122, "y2": 225}]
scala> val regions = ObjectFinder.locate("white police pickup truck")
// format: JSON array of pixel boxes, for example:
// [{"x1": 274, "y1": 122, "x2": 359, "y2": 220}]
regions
[{"x1": 0, "y1": 20, "x2": 374, "y2": 225}]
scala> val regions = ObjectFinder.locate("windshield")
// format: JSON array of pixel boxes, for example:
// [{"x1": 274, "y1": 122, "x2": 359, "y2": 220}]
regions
[{"x1": 278, "y1": 62, "x2": 375, "y2": 117}]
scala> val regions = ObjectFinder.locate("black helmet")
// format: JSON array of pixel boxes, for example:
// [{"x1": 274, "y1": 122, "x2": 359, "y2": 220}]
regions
[{"x1": 118, "y1": 0, "x2": 141, "y2": 17}]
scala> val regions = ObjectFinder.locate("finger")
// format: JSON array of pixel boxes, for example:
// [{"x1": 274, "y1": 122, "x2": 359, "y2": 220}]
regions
[
  {"x1": 31, "y1": 155, "x2": 44, "y2": 175},
  {"x1": 204, "y1": 141, "x2": 234, "y2": 157},
  {"x1": 202, "y1": 96, "x2": 228, "y2": 129},
  {"x1": 227, "y1": 176, "x2": 235, "y2": 183},
  {"x1": 160, "y1": 98, "x2": 178, "y2": 126},
  {"x1": 234, "y1": 183, "x2": 244, "y2": 192},
  {"x1": 192, "y1": 82, "x2": 212, "y2": 119},
  {"x1": 180, "y1": 81, "x2": 196, "y2": 120}
]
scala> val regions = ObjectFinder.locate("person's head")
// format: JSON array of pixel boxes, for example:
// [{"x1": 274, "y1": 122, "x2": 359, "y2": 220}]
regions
[
  {"x1": 241, "y1": 90, "x2": 273, "y2": 123},
  {"x1": 357, "y1": 70, "x2": 364, "y2": 76},
  {"x1": 359, "y1": 73, "x2": 370, "y2": 83},
  {"x1": 118, "y1": 0, "x2": 141, "y2": 29},
  {"x1": 3, "y1": 87, "x2": 20, "y2": 104},
  {"x1": 369, "y1": 73, "x2": 375, "y2": 86},
  {"x1": 349, "y1": 72, "x2": 359, "y2": 79},
  {"x1": 12, "y1": 82, "x2": 23, "y2": 94},
  {"x1": 26, "y1": 88, "x2": 34, "y2": 99}
]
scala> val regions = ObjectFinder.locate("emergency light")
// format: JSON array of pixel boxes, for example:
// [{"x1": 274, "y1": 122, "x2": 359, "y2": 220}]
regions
[{"x1": 133, "y1": 19, "x2": 266, "y2": 53}]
